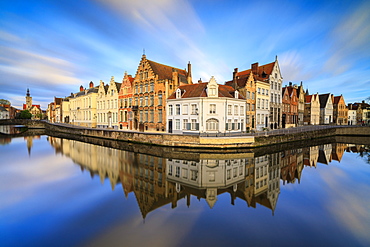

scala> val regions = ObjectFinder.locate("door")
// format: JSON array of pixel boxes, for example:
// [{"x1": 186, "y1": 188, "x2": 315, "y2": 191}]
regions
[{"x1": 168, "y1": 120, "x2": 173, "y2": 133}]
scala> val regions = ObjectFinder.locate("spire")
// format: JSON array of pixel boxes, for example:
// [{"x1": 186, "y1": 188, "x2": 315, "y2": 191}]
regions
[{"x1": 26, "y1": 88, "x2": 30, "y2": 97}]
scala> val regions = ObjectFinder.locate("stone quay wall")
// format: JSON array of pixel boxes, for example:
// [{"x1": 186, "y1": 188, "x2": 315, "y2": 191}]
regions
[
  {"x1": 255, "y1": 126, "x2": 370, "y2": 147},
  {"x1": 42, "y1": 123, "x2": 370, "y2": 149},
  {"x1": 45, "y1": 123, "x2": 255, "y2": 149}
]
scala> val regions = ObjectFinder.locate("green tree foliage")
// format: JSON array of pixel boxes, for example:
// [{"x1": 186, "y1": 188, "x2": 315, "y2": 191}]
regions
[
  {"x1": 0, "y1": 99, "x2": 11, "y2": 105},
  {"x1": 18, "y1": 110, "x2": 32, "y2": 119}
]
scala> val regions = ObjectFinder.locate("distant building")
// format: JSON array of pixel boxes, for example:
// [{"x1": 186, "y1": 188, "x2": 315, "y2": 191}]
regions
[
  {"x1": 296, "y1": 82, "x2": 306, "y2": 126},
  {"x1": 282, "y1": 83, "x2": 298, "y2": 128},
  {"x1": 347, "y1": 104, "x2": 357, "y2": 125},
  {"x1": 333, "y1": 95, "x2": 348, "y2": 125},
  {"x1": 97, "y1": 77, "x2": 121, "y2": 129},
  {"x1": 167, "y1": 76, "x2": 246, "y2": 134},
  {"x1": 118, "y1": 72, "x2": 135, "y2": 130},
  {"x1": 0, "y1": 106, "x2": 9, "y2": 119},
  {"x1": 70, "y1": 81, "x2": 99, "y2": 128},
  {"x1": 304, "y1": 93, "x2": 320, "y2": 125},
  {"x1": 318, "y1": 93, "x2": 333, "y2": 124},
  {"x1": 23, "y1": 88, "x2": 42, "y2": 119}
]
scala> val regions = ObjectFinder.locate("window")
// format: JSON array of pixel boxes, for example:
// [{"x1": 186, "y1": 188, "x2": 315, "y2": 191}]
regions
[
  {"x1": 262, "y1": 99, "x2": 264, "y2": 109},
  {"x1": 240, "y1": 106, "x2": 244, "y2": 115},
  {"x1": 150, "y1": 110, "x2": 154, "y2": 122},
  {"x1": 158, "y1": 93, "x2": 162, "y2": 105},
  {"x1": 183, "y1": 119, "x2": 188, "y2": 130},
  {"x1": 262, "y1": 89, "x2": 265, "y2": 95},
  {"x1": 150, "y1": 95, "x2": 154, "y2": 106},
  {"x1": 140, "y1": 97, "x2": 143, "y2": 106},
  {"x1": 158, "y1": 109, "x2": 162, "y2": 122},
  {"x1": 247, "y1": 91, "x2": 250, "y2": 99},
  {"x1": 191, "y1": 104, "x2": 197, "y2": 115},
  {"x1": 191, "y1": 170, "x2": 198, "y2": 181},
  {"x1": 257, "y1": 99, "x2": 260, "y2": 109},
  {"x1": 175, "y1": 119, "x2": 180, "y2": 130},
  {"x1": 145, "y1": 96, "x2": 148, "y2": 106},
  {"x1": 228, "y1": 105, "x2": 232, "y2": 115},
  {"x1": 234, "y1": 105, "x2": 238, "y2": 115},
  {"x1": 210, "y1": 104, "x2": 216, "y2": 114},
  {"x1": 258, "y1": 88, "x2": 261, "y2": 94},
  {"x1": 191, "y1": 119, "x2": 197, "y2": 130},
  {"x1": 266, "y1": 89, "x2": 269, "y2": 95},
  {"x1": 150, "y1": 82, "x2": 154, "y2": 92},
  {"x1": 206, "y1": 118, "x2": 219, "y2": 131},
  {"x1": 183, "y1": 105, "x2": 188, "y2": 115},
  {"x1": 176, "y1": 104, "x2": 180, "y2": 115},
  {"x1": 252, "y1": 92, "x2": 255, "y2": 100},
  {"x1": 227, "y1": 119, "x2": 232, "y2": 130},
  {"x1": 169, "y1": 105, "x2": 173, "y2": 115}
]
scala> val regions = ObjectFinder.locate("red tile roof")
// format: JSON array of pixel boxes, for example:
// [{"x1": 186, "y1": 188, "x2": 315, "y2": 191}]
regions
[
  {"x1": 168, "y1": 83, "x2": 245, "y2": 99},
  {"x1": 147, "y1": 60, "x2": 187, "y2": 80},
  {"x1": 23, "y1": 104, "x2": 41, "y2": 110}
]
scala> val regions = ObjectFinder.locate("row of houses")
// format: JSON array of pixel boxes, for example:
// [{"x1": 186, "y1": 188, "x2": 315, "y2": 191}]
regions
[{"x1": 45, "y1": 54, "x2": 370, "y2": 133}]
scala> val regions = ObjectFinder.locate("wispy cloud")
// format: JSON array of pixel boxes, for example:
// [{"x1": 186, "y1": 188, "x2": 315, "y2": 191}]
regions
[{"x1": 324, "y1": 1, "x2": 370, "y2": 75}]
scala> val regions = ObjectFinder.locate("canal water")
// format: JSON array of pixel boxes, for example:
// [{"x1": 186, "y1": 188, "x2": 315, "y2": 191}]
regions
[{"x1": 1, "y1": 133, "x2": 369, "y2": 247}]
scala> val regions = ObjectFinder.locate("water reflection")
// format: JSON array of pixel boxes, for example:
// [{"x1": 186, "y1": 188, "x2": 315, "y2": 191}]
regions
[{"x1": 46, "y1": 136, "x2": 366, "y2": 218}]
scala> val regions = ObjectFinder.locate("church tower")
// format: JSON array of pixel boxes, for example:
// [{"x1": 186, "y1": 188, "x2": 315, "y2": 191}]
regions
[{"x1": 26, "y1": 88, "x2": 32, "y2": 110}]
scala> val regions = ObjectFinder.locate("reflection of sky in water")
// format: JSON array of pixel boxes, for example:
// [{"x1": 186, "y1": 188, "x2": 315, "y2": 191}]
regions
[{"x1": 0, "y1": 136, "x2": 369, "y2": 247}]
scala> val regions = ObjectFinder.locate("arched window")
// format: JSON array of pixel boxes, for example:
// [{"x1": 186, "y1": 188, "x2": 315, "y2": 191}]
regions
[{"x1": 206, "y1": 118, "x2": 219, "y2": 131}]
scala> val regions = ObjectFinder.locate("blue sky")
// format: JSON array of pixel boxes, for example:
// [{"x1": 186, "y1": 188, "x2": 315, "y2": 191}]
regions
[{"x1": 0, "y1": 0, "x2": 369, "y2": 109}]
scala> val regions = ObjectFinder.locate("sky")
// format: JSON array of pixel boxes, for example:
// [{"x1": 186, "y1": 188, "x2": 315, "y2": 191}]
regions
[{"x1": 0, "y1": 0, "x2": 369, "y2": 109}]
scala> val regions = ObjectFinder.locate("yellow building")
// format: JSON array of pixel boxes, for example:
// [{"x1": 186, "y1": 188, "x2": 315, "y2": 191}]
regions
[
  {"x1": 97, "y1": 77, "x2": 121, "y2": 129},
  {"x1": 70, "y1": 81, "x2": 98, "y2": 128}
]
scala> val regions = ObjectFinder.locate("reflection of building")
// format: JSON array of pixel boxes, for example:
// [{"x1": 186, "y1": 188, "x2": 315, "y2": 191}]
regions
[
  {"x1": 317, "y1": 144, "x2": 332, "y2": 165},
  {"x1": 167, "y1": 157, "x2": 246, "y2": 208},
  {"x1": 46, "y1": 136, "x2": 352, "y2": 218},
  {"x1": 303, "y1": 145, "x2": 319, "y2": 167},
  {"x1": 331, "y1": 143, "x2": 348, "y2": 162}
]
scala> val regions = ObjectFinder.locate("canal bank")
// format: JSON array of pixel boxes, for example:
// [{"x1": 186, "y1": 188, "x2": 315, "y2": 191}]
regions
[{"x1": 43, "y1": 122, "x2": 370, "y2": 149}]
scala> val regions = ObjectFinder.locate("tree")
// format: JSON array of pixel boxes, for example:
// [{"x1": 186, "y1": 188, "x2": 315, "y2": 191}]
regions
[
  {"x1": 18, "y1": 110, "x2": 32, "y2": 119},
  {"x1": 0, "y1": 99, "x2": 11, "y2": 105}
]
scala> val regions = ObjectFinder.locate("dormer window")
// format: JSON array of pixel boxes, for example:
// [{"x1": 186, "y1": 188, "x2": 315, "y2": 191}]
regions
[
  {"x1": 235, "y1": 90, "x2": 239, "y2": 99},
  {"x1": 176, "y1": 88, "x2": 181, "y2": 99}
]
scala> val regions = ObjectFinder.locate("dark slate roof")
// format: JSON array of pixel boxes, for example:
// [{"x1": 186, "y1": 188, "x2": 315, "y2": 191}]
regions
[{"x1": 319, "y1": 93, "x2": 331, "y2": 108}]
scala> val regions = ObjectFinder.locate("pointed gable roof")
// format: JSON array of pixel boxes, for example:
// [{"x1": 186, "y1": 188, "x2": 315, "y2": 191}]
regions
[
  {"x1": 319, "y1": 93, "x2": 331, "y2": 108},
  {"x1": 146, "y1": 59, "x2": 187, "y2": 80}
]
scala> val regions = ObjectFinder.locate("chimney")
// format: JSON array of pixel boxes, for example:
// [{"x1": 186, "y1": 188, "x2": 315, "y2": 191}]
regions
[
  {"x1": 187, "y1": 61, "x2": 192, "y2": 84},
  {"x1": 89, "y1": 81, "x2": 94, "y2": 88},
  {"x1": 198, "y1": 78, "x2": 202, "y2": 83},
  {"x1": 289, "y1": 82, "x2": 292, "y2": 86},
  {"x1": 232, "y1": 68, "x2": 238, "y2": 89},
  {"x1": 251, "y1": 63, "x2": 258, "y2": 75},
  {"x1": 80, "y1": 85, "x2": 84, "y2": 92}
]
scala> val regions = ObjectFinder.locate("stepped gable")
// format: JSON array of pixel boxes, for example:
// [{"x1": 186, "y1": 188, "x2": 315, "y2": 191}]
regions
[{"x1": 147, "y1": 59, "x2": 187, "y2": 80}]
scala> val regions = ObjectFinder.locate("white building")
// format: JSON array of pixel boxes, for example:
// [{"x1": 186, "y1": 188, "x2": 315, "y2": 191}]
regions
[
  {"x1": 0, "y1": 106, "x2": 9, "y2": 119},
  {"x1": 166, "y1": 76, "x2": 246, "y2": 134},
  {"x1": 319, "y1": 93, "x2": 334, "y2": 124},
  {"x1": 348, "y1": 109, "x2": 357, "y2": 125},
  {"x1": 97, "y1": 77, "x2": 121, "y2": 129}
]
